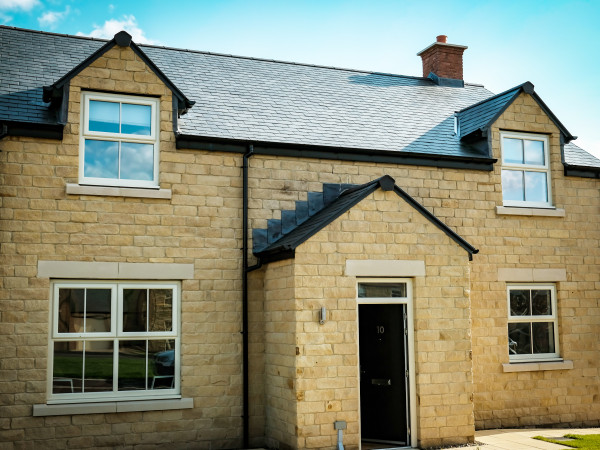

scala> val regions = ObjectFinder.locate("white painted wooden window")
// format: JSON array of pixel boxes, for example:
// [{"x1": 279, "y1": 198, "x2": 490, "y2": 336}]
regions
[
  {"x1": 501, "y1": 132, "x2": 551, "y2": 208},
  {"x1": 507, "y1": 284, "x2": 559, "y2": 362},
  {"x1": 80, "y1": 92, "x2": 160, "y2": 188},
  {"x1": 49, "y1": 281, "x2": 179, "y2": 403}
]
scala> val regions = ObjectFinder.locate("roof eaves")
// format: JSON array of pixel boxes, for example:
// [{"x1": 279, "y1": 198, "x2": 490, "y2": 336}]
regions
[
  {"x1": 529, "y1": 90, "x2": 575, "y2": 143},
  {"x1": 563, "y1": 163, "x2": 600, "y2": 179},
  {"x1": 456, "y1": 82, "x2": 529, "y2": 114},
  {"x1": 42, "y1": 39, "x2": 116, "y2": 103},
  {"x1": 177, "y1": 134, "x2": 497, "y2": 171},
  {"x1": 0, "y1": 119, "x2": 63, "y2": 140},
  {"x1": 129, "y1": 41, "x2": 194, "y2": 111},
  {"x1": 458, "y1": 81, "x2": 575, "y2": 144},
  {"x1": 255, "y1": 175, "x2": 479, "y2": 263},
  {"x1": 42, "y1": 31, "x2": 194, "y2": 113},
  {"x1": 254, "y1": 178, "x2": 385, "y2": 261}
]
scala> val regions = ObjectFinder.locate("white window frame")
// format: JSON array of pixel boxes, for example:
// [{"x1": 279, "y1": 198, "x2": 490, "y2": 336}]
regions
[
  {"x1": 507, "y1": 284, "x2": 560, "y2": 362},
  {"x1": 48, "y1": 280, "x2": 180, "y2": 404},
  {"x1": 79, "y1": 92, "x2": 160, "y2": 189},
  {"x1": 500, "y1": 131, "x2": 552, "y2": 208}
]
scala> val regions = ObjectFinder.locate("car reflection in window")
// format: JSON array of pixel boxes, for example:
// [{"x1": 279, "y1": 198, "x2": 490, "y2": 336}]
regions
[{"x1": 151, "y1": 349, "x2": 175, "y2": 389}]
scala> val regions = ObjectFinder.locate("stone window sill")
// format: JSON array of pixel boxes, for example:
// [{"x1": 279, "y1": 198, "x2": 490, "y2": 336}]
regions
[
  {"x1": 33, "y1": 397, "x2": 193, "y2": 416},
  {"x1": 502, "y1": 360, "x2": 573, "y2": 373},
  {"x1": 66, "y1": 183, "x2": 172, "y2": 199},
  {"x1": 496, "y1": 206, "x2": 565, "y2": 217}
]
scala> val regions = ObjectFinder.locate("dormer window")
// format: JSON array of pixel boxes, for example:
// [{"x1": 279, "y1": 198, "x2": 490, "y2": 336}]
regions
[
  {"x1": 80, "y1": 92, "x2": 159, "y2": 188},
  {"x1": 500, "y1": 132, "x2": 551, "y2": 208}
]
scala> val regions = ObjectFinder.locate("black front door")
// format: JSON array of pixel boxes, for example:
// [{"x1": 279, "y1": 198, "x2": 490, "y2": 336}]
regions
[{"x1": 359, "y1": 303, "x2": 409, "y2": 445}]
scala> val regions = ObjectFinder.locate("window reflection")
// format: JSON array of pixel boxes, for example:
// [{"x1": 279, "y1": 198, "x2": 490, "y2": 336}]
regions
[
  {"x1": 119, "y1": 340, "x2": 147, "y2": 391},
  {"x1": 501, "y1": 170, "x2": 524, "y2": 202},
  {"x1": 52, "y1": 341, "x2": 113, "y2": 393},
  {"x1": 508, "y1": 322, "x2": 531, "y2": 355},
  {"x1": 120, "y1": 143, "x2": 154, "y2": 181},
  {"x1": 358, "y1": 283, "x2": 407, "y2": 298},
  {"x1": 123, "y1": 289, "x2": 147, "y2": 332},
  {"x1": 150, "y1": 340, "x2": 175, "y2": 389},
  {"x1": 84, "y1": 139, "x2": 119, "y2": 179},
  {"x1": 524, "y1": 140, "x2": 544, "y2": 165},
  {"x1": 84, "y1": 341, "x2": 114, "y2": 392},
  {"x1": 89, "y1": 100, "x2": 119, "y2": 133},
  {"x1": 503, "y1": 138, "x2": 523, "y2": 164},
  {"x1": 509, "y1": 290, "x2": 530, "y2": 316},
  {"x1": 121, "y1": 103, "x2": 151, "y2": 135},
  {"x1": 532, "y1": 290, "x2": 552, "y2": 315},
  {"x1": 149, "y1": 289, "x2": 173, "y2": 332},
  {"x1": 524, "y1": 172, "x2": 548, "y2": 203},
  {"x1": 57, "y1": 288, "x2": 110, "y2": 334}
]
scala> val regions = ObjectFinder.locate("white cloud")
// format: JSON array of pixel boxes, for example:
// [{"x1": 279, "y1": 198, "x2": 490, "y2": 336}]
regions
[
  {"x1": 77, "y1": 15, "x2": 159, "y2": 45},
  {"x1": 0, "y1": 12, "x2": 12, "y2": 23},
  {"x1": 0, "y1": 0, "x2": 38, "y2": 10},
  {"x1": 38, "y1": 5, "x2": 70, "y2": 29}
]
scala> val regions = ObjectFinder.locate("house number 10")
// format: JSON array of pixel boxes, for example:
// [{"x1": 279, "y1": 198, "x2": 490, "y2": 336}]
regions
[{"x1": 376, "y1": 325, "x2": 385, "y2": 334}]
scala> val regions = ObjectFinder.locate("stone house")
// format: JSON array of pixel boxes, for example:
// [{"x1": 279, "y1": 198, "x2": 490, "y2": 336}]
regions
[{"x1": 0, "y1": 26, "x2": 599, "y2": 449}]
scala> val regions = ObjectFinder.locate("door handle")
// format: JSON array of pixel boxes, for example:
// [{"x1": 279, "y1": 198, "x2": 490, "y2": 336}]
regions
[{"x1": 371, "y1": 378, "x2": 391, "y2": 386}]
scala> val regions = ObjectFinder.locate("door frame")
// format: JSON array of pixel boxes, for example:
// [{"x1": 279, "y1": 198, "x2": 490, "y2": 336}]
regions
[{"x1": 356, "y1": 278, "x2": 417, "y2": 449}]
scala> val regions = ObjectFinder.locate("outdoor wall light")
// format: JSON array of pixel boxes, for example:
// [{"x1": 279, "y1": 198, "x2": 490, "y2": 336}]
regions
[{"x1": 319, "y1": 306, "x2": 326, "y2": 325}]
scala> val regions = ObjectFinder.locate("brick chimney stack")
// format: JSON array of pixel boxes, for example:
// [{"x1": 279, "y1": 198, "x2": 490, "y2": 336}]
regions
[{"x1": 417, "y1": 35, "x2": 468, "y2": 81}]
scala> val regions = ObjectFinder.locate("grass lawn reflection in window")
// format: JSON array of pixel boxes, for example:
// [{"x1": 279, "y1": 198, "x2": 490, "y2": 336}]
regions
[{"x1": 52, "y1": 341, "x2": 113, "y2": 393}]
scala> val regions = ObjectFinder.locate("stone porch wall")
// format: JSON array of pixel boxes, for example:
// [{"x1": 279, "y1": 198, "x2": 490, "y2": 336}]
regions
[{"x1": 289, "y1": 189, "x2": 474, "y2": 449}]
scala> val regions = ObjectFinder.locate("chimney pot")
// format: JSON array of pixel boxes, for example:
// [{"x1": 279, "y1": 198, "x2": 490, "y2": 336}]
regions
[{"x1": 417, "y1": 36, "x2": 468, "y2": 82}]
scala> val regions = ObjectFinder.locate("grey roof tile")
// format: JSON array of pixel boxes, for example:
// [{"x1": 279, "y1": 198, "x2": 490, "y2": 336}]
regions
[{"x1": 0, "y1": 26, "x2": 597, "y2": 167}]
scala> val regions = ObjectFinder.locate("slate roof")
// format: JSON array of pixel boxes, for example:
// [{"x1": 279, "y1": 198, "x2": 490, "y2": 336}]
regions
[
  {"x1": 1, "y1": 25, "x2": 599, "y2": 170},
  {"x1": 456, "y1": 81, "x2": 576, "y2": 146},
  {"x1": 254, "y1": 175, "x2": 478, "y2": 263},
  {"x1": 564, "y1": 142, "x2": 600, "y2": 169},
  {"x1": 456, "y1": 85, "x2": 523, "y2": 139}
]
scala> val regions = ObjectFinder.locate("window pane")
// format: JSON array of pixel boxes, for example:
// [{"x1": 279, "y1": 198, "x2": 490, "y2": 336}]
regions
[
  {"x1": 53, "y1": 341, "x2": 83, "y2": 393},
  {"x1": 358, "y1": 283, "x2": 407, "y2": 298},
  {"x1": 503, "y1": 138, "x2": 523, "y2": 164},
  {"x1": 118, "y1": 340, "x2": 147, "y2": 391},
  {"x1": 524, "y1": 172, "x2": 548, "y2": 203},
  {"x1": 89, "y1": 100, "x2": 120, "y2": 133},
  {"x1": 123, "y1": 289, "x2": 147, "y2": 332},
  {"x1": 501, "y1": 170, "x2": 524, "y2": 202},
  {"x1": 84, "y1": 139, "x2": 119, "y2": 179},
  {"x1": 508, "y1": 323, "x2": 531, "y2": 354},
  {"x1": 120, "y1": 142, "x2": 154, "y2": 181},
  {"x1": 85, "y1": 289, "x2": 111, "y2": 333},
  {"x1": 83, "y1": 341, "x2": 113, "y2": 392},
  {"x1": 509, "y1": 289, "x2": 530, "y2": 316},
  {"x1": 57, "y1": 288, "x2": 84, "y2": 333},
  {"x1": 531, "y1": 290, "x2": 552, "y2": 315},
  {"x1": 524, "y1": 140, "x2": 545, "y2": 165},
  {"x1": 532, "y1": 322, "x2": 555, "y2": 354},
  {"x1": 149, "y1": 289, "x2": 173, "y2": 332},
  {"x1": 121, "y1": 103, "x2": 152, "y2": 135},
  {"x1": 150, "y1": 340, "x2": 175, "y2": 389}
]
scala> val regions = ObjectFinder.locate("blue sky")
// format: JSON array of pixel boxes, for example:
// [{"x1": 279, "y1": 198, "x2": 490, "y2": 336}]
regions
[{"x1": 2, "y1": 0, "x2": 599, "y2": 158}]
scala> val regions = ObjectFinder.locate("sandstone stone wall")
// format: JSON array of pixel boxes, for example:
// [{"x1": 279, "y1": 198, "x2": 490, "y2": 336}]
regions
[
  {"x1": 0, "y1": 45, "x2": 246, "y2": 449},
  {"x1": 1, "y1": 44, "x2": 599, "y2": 450},
  {"x1": 471, "y1": 93, "x2": 600, "y2": 429}
]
